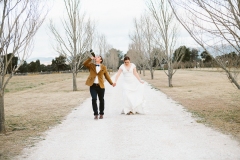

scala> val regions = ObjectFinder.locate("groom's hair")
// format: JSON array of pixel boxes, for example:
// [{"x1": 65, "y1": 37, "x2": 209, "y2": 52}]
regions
[
  {"x1": 124, "y1": 56, "x2": 130, "y2": 61},
  {"x1": 100, "y1": 56, "x2": 103, "y2": 64}
]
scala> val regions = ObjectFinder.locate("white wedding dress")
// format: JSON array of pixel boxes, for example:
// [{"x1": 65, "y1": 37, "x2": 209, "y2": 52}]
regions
[{"x1": 119, "y1": 63, "x2": 145, "y2": 114}]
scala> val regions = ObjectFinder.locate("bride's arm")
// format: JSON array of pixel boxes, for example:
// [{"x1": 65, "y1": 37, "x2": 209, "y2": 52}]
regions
[
  {"x1": 133, "y1": 68, "x2": 144, "y2": 83},
  {"x1": 114, "y1": 68, "x2": 122, "y2": 83}
]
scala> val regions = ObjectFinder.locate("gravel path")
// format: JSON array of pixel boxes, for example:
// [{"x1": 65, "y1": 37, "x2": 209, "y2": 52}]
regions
[{"x1": 17, "y1": 75, "x2": 240, "y2": 160}]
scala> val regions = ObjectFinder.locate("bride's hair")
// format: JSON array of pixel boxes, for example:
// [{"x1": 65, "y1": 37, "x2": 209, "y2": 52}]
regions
[{"x1": 124, "y1": 56, "x2": 130, "y2": 61}]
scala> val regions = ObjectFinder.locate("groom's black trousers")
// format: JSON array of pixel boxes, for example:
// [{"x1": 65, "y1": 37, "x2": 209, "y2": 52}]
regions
[{"x1": 90, "y1": 84, "x2": 105, "y2": 115}]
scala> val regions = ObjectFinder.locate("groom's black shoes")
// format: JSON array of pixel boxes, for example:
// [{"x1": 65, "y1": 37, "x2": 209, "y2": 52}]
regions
[
  {"x1": 94, "y1": 115, "x2": 103, "y2": 119},
  {"x1": 127, "y1": 112, "x2": 133, "y2": 115}
]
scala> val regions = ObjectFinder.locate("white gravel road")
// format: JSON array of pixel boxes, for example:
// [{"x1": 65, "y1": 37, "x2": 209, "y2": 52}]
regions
[{"x1": 17, "y1": 74, "x2": 240, "y2": 160}]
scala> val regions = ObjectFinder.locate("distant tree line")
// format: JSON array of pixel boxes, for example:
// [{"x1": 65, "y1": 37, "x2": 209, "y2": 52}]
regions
[
  {"x1": 16, "y1": 51, "x2": 125, "y2": 74},
  {"x1": 126, "y1": 44, "x2": 240, "y2": 72},
  {"x1": 16, "y1": 55, "x2": 72, "y2": 73},
  {"x1": 14, "y1": 47, "x2": 239, "y2": 74},
  {"x1": 171, "y1": 46, "x2": 240, "y2": 69}
]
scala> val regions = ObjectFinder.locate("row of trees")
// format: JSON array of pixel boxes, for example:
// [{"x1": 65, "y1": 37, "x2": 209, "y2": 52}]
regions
[
  {"x1": 16, "y1": 49, "x2": 124, "y2": 73},
  {"x1": 17, "y1": 55, "x2": 69, "y2": 73},
  {"x1": 16, "y1": 46, "x2": 240, "y2": 74},
  {"x1": 127, "y1": 0, "x2": 240, "y2": 89},
  {"x1": 127, "y1": 0, "x2": 183, "y2": 87},
  {"x1": 168, "y1": 0, "x2": 240, "y2": 89}
]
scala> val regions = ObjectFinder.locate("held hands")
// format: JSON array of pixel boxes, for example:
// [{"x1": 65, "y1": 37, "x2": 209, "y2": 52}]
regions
[
  {"x1": 139, "y1": 80, "x2": 144, "y2": 84},
  {"x1": 112, "y1": 83, "x2": 116, "y2": 87}
]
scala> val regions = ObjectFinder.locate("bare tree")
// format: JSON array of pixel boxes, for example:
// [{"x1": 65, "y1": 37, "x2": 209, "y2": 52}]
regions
[
  {"x1": 127, "y1": 43, "x2": 145, "y2": 74},
  {"x1": 0, "y1": 0, "x2": 48, "y2": 133},
  {"x1": 129, "y1": 21, "x2": 147, "y2": 76},
  {"x1": 101, "y1": 44, "x2": 112, "y2": 71},
  {"x1": 130, "y1": 14, "x2": 158, "y2": 79},
  {"x1": 96, "y1": 34, "x2": 109, "y2": 56},
  {"x1": 106, "y1": 48, "x2": 119, "y2": 72},
  {"x1": 168, "y1": 0, "x2": 240, "y2": 89},
  {"x1": 49, "y1": 0, "x2": 94, "y2": 91},
  {"x1": 146, "y1": 0, "x2": 182, "y2": 87}
]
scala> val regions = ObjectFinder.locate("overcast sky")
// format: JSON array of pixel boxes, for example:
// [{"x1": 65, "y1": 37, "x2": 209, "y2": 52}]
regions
[{"x1": 30, "y1": 0, "x2": 196, "y2": 59}]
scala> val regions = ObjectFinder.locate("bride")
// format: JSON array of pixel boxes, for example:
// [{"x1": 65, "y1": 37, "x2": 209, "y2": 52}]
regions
[{"x1": 114, "y1": 56, "x2": 145, "y2": 115}]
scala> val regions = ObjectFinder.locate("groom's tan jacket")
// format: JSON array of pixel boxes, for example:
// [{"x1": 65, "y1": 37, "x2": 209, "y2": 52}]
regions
[{"x1": 83, "y1": 58, "x2": 113, "y2": 88}]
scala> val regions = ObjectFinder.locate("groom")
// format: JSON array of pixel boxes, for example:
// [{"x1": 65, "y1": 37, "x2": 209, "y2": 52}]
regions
[{"x1": 83, "y1": 54, "x2": 115, "y2": 120}]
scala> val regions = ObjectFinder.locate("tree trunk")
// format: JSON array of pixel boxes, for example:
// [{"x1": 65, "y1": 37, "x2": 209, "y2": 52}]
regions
[
  {"x1": 143, "y1": 66, "x2": 146, "y2": 76},
  {"x1": 72, "y1": 68, "x2": 77, "y2": 91},
  {"x1": 222, "y1": 66, "x2": 240, "y2": 89},
  {"x1": 168, "y1": 74, "x2": 173, "y2": 87},
  {"x1": 150, "y1": 68, "x2": 154, "y2": 79},
  {"x1": 168, "y1": 65, "x2": 173, "y2": 87},
  {"x1": 0, "y1": 93, "x2": 5, "y2": 133}
]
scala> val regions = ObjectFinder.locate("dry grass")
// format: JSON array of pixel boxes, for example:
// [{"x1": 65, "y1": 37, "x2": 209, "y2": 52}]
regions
[
  {"x1": 140, "y1": 68, "x2": 240, "y2": 141},
  {"x1": 0, "y1": 73, "x2": 89, "y2": 160}
]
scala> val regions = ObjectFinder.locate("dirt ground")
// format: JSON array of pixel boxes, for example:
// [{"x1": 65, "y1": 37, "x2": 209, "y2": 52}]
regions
[
  {"x1": 0, "y1": 69, "x2": 239, "y2": 159},
  {"x1": 139, "y1": 68, "x2": 240, "y2": 141}
]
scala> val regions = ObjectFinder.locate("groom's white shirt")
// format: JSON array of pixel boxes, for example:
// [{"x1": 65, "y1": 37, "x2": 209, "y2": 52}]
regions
[{"x1": 94, "y1": 65, "x2": 100, "y2": 83}]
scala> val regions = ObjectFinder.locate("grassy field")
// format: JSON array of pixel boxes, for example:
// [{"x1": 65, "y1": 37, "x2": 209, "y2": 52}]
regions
[
  {"x1": 140, "y1": 68, "x2": 240, "y2": 141},
  {"x1": 0, "y1": 69, "x2": 239, "y2": 159},
  {"x1": 0, "y1": 73, "x2": 90, "y2": 159}
]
